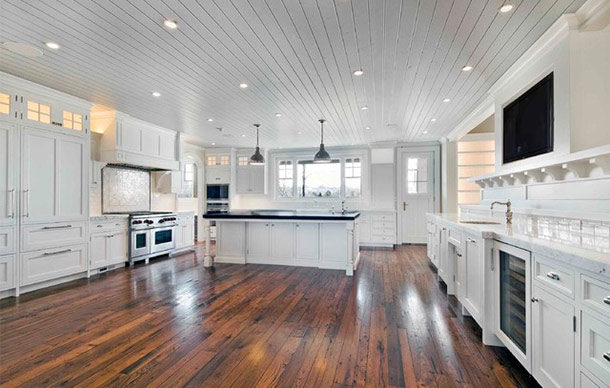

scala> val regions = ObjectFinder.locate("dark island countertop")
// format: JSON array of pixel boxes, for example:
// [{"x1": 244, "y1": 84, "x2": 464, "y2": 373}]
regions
[{"x1": 203, "y1": 209, "x2": 360, "y2": 221}]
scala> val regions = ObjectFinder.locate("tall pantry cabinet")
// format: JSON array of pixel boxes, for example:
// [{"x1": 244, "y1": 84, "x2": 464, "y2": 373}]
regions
[{"x1": 0, "y1": 74, "x2": 91, "y2": 298}]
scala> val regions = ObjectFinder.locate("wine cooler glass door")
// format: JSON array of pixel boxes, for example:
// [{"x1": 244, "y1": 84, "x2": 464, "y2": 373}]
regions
[{"x1": 494, "y1": 241, "x2": 532, "y2": 372}]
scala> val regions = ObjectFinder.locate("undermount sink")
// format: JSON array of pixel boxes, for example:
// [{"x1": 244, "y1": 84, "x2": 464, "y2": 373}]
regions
[{"x1": 460, "y1": 220, "x2": 502, "y2": 225}]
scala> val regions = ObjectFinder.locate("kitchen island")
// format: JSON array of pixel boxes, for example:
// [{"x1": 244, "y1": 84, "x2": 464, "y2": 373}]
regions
[{"x1": 202, "y1": 210, "x2": 361, "y2": 275}]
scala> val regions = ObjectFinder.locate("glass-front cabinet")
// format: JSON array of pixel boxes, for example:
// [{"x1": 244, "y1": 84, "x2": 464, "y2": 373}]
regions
[{"x1": 494, "y1": 241, "x2": 532, "y2": 372}]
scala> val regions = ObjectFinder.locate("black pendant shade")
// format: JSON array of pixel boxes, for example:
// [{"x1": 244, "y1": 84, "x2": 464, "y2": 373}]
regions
[
  {"x1": 313, "y1": 119, "x2": 331, "y2": 163},
  {"x1": 249, "y1": 124, "x2": 265, "y2": 165}
]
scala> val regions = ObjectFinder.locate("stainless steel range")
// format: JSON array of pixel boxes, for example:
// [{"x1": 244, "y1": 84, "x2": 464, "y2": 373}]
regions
[{"x1": 129, "y1": 212, "x2": 177, "y2": 265}]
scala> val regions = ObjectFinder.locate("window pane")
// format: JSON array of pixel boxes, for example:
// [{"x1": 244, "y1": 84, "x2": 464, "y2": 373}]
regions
[
  {"x1": 346, "y1": 177, "x2": 361, "y2": 197},
  {"x1": 297, "y1": 160, "x2": 340, "y2": 197},
  {"x1": 39, "y1": 104, "x2": 50, "y2": 114},
  {"x1": 0, "y1": 93, "x2": 8, "y2": 115},
  {"x1": 408, "y1": 158, "x2": 418, "y2": 169},
  {"x1": 407, "y1": 170, "x2": 418, "y2": 183}
]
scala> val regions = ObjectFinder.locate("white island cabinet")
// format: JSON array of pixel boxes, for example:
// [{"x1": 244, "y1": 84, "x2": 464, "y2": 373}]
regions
[{"x1": 204, "y1": 211, "x2": 360, "y2": 276}]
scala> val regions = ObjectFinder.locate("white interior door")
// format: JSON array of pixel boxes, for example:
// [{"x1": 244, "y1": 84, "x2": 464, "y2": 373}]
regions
[{"x1": 401, "y1": 151, "x2": 434, "y2": 243}]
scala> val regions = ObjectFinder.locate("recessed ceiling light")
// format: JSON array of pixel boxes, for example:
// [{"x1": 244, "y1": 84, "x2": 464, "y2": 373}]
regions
[
  {"x1": 239, "y1": 83, "x2": 248, "y2": 89},
  {"x1": 353, "y1": 69, "x2": 364, "y2": 76},
  {"x1": 499, "y1": 4, "x2": 514, "y2": 13},
  {"x1": 297, "y1": 131, "x2": 302, "y2": 135},
  {"x1": 361, "y1": 105, "x2": 368, "y2": 110},
  {"x1": 365, "y1": 126, "x2": 371, "y2": 130},
  {"x1": 275, "y1": 113, "x2": 282, "y2": 117},
  {"x1": 431, "y1": 118, "x2": 437, "y2": 122},
  {"x1": 45, "y1": 42, "x2": 60, "y2": 50},
  {"x1": 2, "y1": 42, "x2": 43, "y2": 57},
  {"x1": 211, "y1": 142, "x2": 216, "y2": 145},
  {"x1": 207, "y1": 118, "x2": 214, "y2": 122},
  {"x1": 163, "y1": 19, "x2": 178, "y2": 29},
  {"x1": 423, "y1": 130, "x2": 429, "y2": 134},
  {"x1": 462, "y1": 65, "x2": 473, "y2": 72},
  {"x1": 443, "y1": 98, "x2": 451, "y2": 102},
  {"x1": 151, "y1": 91, "x2": 161, "y2": 97},
  {"x1": 241, "y1": 134, "x2": 246, "y2": 137}
]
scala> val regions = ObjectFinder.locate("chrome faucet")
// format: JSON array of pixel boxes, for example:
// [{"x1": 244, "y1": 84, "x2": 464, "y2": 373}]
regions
[{"x1": 490, "y1": 200, "x2": 513, "y2": 225}]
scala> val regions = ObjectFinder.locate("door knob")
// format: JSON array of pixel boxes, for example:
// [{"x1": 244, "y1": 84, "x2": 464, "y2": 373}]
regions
[{"x1": 403, "y1": 202, "x2": 407, "y2": 211}]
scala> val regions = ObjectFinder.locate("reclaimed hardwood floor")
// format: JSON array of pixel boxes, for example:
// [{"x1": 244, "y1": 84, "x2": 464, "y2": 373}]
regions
[{"x1": 0, "y1": 244, "x2": 539, "y2": 387}]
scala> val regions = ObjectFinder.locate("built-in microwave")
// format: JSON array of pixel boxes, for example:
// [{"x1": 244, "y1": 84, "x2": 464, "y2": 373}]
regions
[{"x1": 206, "y1": 184, "x2": 229, "y2": 200}]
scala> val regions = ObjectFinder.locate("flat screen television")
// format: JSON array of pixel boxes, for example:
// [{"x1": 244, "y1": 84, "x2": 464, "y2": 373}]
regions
[{"x1": 503, "y1": 73, "x2": 554, "y2": 164}]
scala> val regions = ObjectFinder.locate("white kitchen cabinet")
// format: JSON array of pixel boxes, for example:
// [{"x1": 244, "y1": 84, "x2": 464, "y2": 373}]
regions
[
  {"x1": 247, "y1": 222, "x2": 270, "y2": 262},
  {"x1": 0, "y1": 226, "x2": 16, "y2": 256},
  {"x1": 174, "y1": 214, "x2": 195, "y2": 250},
  {"x1": 462, "y1": 236, "x2": 483, "y2": 322},
  {"x1": 359, "y1": 211, "x2": 396, "y2": 247},
  {"x1": 21, "y1": 222, "x2": 87, "y2": 252},
  {"x1": 0, "y1": 121, "x2": 17, "y2": 225},
  {"x1": 295, "y1": 223, "x2": 319, "y2": 263},
  {"x1": 236, "y1": 166, "x2": 265, "y2": 194},
  {"x1": 90, "y1": 233, "x2": 108, "y2": 269},
  {"x1": 270, "y1": 222, "x2": 293, "y2": 262},
  {"x1": 0, "y1": 254, "x2": 15, "y2": 292},
  {"x1": 206, "y1": 168, "x2": 230, "y2": 184},
  {"x1": 20, "y1": 127, "x2": 88, "y2": 224},
  {"x1": 216, "y1": 222, "x2": 245, "y2": 263},
  {"x1": 21, "y1": 244, "x2": 87, "y2": 286},
  {"x1": 581, "y1": 311, "x2": 610, "y2": 386},
  {"x1": 107, "y1": 231, "x2": 128, "y2": 265},
  {"x1": 20, "y1": 92, "x2": 89, "y2": 137},
  {"x1": 320, "y1": 223, "x2": 348, "y2": 269},
  {"x1": 89, "y1": 220, "x2": 128, "y2": 270},
  {"x1": 438, "y1": 226, "x2": 448, "y2": 282},
  {"x1": 532, "y1": 285, "x2": 575, "y2": 388}
]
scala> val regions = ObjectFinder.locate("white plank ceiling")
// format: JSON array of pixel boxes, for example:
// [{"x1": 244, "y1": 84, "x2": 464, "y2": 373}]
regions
[{"x1": 0, "y1": 0, "x2": 585, "y2": 148}]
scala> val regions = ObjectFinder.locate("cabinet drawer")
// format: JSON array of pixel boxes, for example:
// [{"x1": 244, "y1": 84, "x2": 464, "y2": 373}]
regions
[
  {"x1": 21, "y1": 221, "x2": 87, "y2": 252},
  {"x1": 372, "y1": 214, "x2": 395, "y2": 222},
  {"x1": 370, "y1": 235, "x2": 394, "y2": 244},
  {"x1": 372, "y1": 221, "x2": 395, "y2": 229},
  {"x1": 206, "y1": 168, "x2": 230, "y2": 184},
  {"x1": 580, "y1": 372, "x2": 603, "y2": 388},
  {"x1": 90, "y1": 219, "x2": 128, "y2": 233},
  {"x1": 0, "y1": 226, "x2": 16, "y2": 255},
  {"x1": 581, "y1": 312, "x2": 610, "y2": 385},
  {"x1": 533, "y1": 255, "x2": 575, "y2": 299},
  {"x1": 581, "y1": 275, "x2": 610, "y2": 318},
  {"x1": 21, "y1": 244, "x2": 87, "y2": 286},
  {"x1": 0, "y1": 254, "x2": 16, "y2": 291},
  {"x1": 448, "y1": 229, "x2": 462, "y2": 246},
  {"x1": 372, "y1": 228, "x2": 395, "y2": 237}
]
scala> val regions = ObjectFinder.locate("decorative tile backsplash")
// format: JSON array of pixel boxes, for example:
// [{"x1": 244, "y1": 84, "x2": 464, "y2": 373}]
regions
[{"x1": 102, "y1": 166, "x2": 150, "y2": 213}]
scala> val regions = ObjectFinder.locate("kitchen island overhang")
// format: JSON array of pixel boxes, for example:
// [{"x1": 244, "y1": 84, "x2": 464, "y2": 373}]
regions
[{"x1": 202, "y1": 210, "x2": 361, "y2": 276}]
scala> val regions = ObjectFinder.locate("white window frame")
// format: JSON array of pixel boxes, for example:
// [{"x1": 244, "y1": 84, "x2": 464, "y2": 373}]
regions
[{"x1": 271, "y1": 148, "x2": 369, "y2": 202}]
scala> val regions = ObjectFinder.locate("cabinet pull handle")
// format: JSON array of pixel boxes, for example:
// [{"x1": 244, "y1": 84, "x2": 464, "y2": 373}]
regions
[
  {"x1": 603, "y1": 296, "x2": 610, "y2": 306},
  {"x1": 456, "y1": 252, "x2": 462, "y2": 258},
  {"x1": 603, "y1": 352, "x2": 610, "y2": 362},
  {"x1": 8, "y1": 189, "x2": 15, "y2": 218},
  {"x1": 490, "y1": 248, "x2": 495, "y2": 271},
  {"x1": 467, "y1": 238, "x2": 476, "y2": 243},
  {"x1": 42, "y1": 225, "x2": 72, "y2": 230},
  {"x1": 531, "y1": 297, "x2": 539, "y2": 303},
  {"x1": 43, "y1": 248, "x2": 72, "y2": 256},
  {"x1": 546, "y1": 272, "x2": 560, "y2": 281},
  {"x1": 23, "y1": 189, "x2": 30, "y2": 218}
]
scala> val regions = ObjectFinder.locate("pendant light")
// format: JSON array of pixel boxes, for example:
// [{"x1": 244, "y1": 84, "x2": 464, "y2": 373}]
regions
[
  {"x1": 249, "y1": 124, "x2": 265, "y2": 165},
  {"x1": 313, "y1": 119, "x2": 331, "y2": 163}
]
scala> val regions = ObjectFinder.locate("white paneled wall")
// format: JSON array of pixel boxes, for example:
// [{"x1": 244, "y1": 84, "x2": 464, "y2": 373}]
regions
[{"x1": 457, "y1": 135, "x2": 495, "y2": 206}]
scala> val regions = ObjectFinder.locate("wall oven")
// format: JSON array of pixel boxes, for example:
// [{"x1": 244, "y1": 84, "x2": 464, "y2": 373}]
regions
[
  {"x1": 494, "y1": 241, "x2": 532, "y2": 372},
  {"x1": 151, "y1": 226, "x2": 175, "y2": 254},
  {"x1": 206, "y1": 184, "x2": 229, "y2": 200}
]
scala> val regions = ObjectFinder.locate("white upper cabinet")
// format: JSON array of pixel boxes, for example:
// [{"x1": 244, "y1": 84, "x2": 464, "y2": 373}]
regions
[
  {"x1": 0, "y1": 121, "x2": 17, "y2": 225},
  {"x1": 20, "y1": 127, "x2": 88, "y2": 224},
  {"x1": 20, "y1": 92, "x2": 89, "y2": 137},
  {"x1": 93, "y1": 110, "x2": 179, "y2": 170}
]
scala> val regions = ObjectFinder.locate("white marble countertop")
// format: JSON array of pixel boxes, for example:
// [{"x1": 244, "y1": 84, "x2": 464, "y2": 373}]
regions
[
  {"x1": 427, "y1": 213, "x2": 610, "y2": 279},
  {"x1": 90, "y1": 214, "x2": 130, "y2": 221}
]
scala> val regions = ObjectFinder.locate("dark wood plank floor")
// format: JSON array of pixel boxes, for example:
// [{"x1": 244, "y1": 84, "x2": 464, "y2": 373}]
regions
[{"x1": 0, "y1": 244, "x2": 539, "y2": 387}]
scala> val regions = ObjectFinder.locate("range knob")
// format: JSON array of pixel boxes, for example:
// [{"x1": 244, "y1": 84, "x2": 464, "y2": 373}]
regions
[
  {"x1": 144, "y1": 220, "x2": 154, "y2": 225},
  {"x1": 132, "y1": 220, "x2": 142, "y2": 225}
]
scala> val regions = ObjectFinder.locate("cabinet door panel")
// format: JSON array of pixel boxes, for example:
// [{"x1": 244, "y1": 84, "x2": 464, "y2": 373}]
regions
[
  {"x1": 159, "y1": 132, "x2": 175, "y2": 160},
  {"x1": 532, "y1": 285, "x2": 574, "y2": 388},
  {"x1": 119, "y1": 122, "x2": 142, "y2": 153},
  {"x1": 90, "y1": 234, "x2": 108, "y2": 269},
  {"x1": 108, "y1": 231, "x2": 128, "y2": 265},
  {"x1": 183, "y1": 223, "x2": 194, "y2": 246},
  {"x1": 58, "y1": 137, "x2": 86, "y2": 218},
  {"x1": 295, "y1": 223, "x2": 318, "y2": 262},
  {"x1": 0, "y1": 254, "x2": 15, "y2": 291},
  {"x1": 21, "y1": 128, "x2": 57, "y2": 222},
  {"x1": 0, "y1": 122, "x2": 16, "y2": 225},
  {"x1": 464, "y1": 237, "x2": 482, "y2": 320},
  {"x1": 247, "y1": 222, "x2": 269, "y2": 260},
  {"x1": 249, "y1": 167, "x2": 265, "y2": 193},
  {"x1": 270, "y1": 223, "x2": 293, "y2": 261},
  {"x1": 236, "y1": 168, "x2": 250, "y2": 194}
]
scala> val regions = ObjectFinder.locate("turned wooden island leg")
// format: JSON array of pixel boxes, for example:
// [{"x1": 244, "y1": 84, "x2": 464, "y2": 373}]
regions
[{"x1": 204, "y1": 219, "x2": 213, "y2": 267}]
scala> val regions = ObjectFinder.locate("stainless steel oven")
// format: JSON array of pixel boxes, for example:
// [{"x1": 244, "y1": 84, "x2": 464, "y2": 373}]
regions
[
  {"x1": 129, "y1": 212, "x2": 177, "y2": 265},
  {"x1": 151, "y1": 226, "x2": 175, "y2": 254}
]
